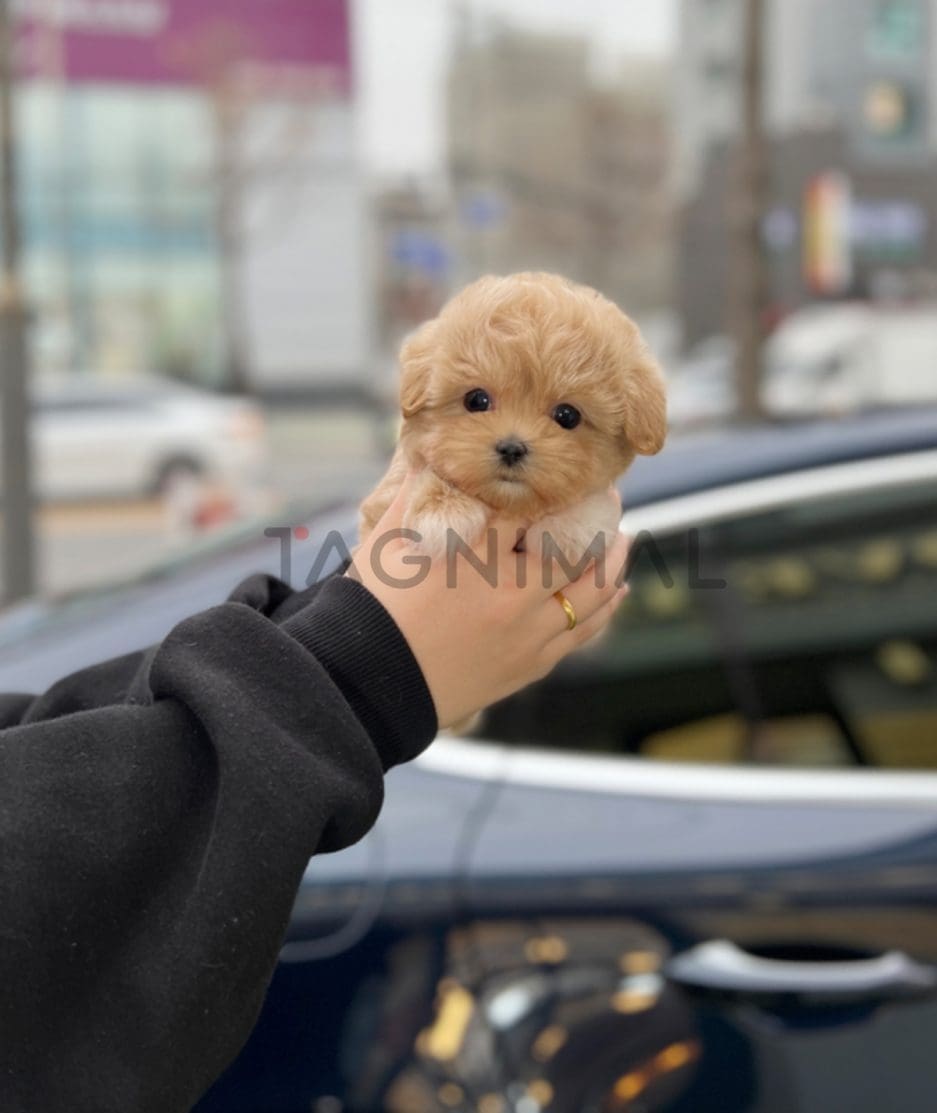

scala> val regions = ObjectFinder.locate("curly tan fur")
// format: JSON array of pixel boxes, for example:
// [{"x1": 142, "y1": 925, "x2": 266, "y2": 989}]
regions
[{"x1": 360, "y1": 272, "x2": 667, "y2": 554}]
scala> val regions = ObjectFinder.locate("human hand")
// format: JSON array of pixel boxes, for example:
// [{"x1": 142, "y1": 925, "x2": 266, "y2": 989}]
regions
[{"x1": 347, "y1": 480, "x2": 629, "y2": 729}]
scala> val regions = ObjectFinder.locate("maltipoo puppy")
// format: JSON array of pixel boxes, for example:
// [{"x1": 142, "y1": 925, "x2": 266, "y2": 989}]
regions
[{"x1": 360, "y1": 272, "x2": 667, "y2": 565}]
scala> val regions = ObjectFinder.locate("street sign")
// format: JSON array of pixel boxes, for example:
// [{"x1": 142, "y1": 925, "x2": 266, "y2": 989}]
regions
[{"x1": 14, "y1": 0, "x2": 350, "y2": 88}]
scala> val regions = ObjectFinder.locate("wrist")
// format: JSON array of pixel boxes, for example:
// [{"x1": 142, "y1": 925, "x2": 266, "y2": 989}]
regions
[{"x1": 282, "y1": 576, "x2": 438, "y2": 770}]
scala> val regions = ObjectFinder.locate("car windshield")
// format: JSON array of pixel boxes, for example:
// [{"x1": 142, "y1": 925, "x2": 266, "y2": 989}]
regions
[
  {"x1": 0, "y1": 490, "x2": 359, "y2": 650},
  {"x1": 480, "y1": 473, "x2": 937, "y2": 770}
]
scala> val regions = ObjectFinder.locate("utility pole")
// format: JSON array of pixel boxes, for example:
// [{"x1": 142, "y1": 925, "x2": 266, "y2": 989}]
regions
[
  {"x1": 213, "y1": 85, "x2": 252, "y2": 395},
  {"x1": 0, "y1": 0, "x2": 36, "y2": 602},
  {"x1": 451, "y1": 0, "x2": 482, "y2": 284},
  {"x1": 727, "y1": 0, "x2": 769, "y2": 422}
]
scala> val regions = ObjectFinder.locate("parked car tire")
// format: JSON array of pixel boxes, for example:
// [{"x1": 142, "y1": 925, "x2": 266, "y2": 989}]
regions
[{"x1": 151, "y1": 456, "x2": 205, "y2": 499}]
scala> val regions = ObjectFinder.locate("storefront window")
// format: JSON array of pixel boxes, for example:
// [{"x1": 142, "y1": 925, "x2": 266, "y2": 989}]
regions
[{"x1": 20, "y1": 84, "x2": 222, "y2": 382}]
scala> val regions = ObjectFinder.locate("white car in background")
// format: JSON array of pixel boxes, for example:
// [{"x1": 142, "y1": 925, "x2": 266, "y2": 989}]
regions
[
  {"x1": 764, "y1": 303, "x2": 937, "y2": 416},
  {"x1": 670, "y1": 303, "x2": 937, "y2": 429},
  {"x1": 30, "y1": 374, "x2": 269, "y2": 504},
  {"x1": 667, "y1": 335, "x2": 737, "y2": 429}
]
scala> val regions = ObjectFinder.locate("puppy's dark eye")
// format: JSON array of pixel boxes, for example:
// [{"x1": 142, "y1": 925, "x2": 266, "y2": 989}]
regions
[
  {"x1": 552, "y1": 403, "x2": 581, "y2": 430},
  {"x1": 464, "y1": 388, "x2": 492, "y2": 413}
]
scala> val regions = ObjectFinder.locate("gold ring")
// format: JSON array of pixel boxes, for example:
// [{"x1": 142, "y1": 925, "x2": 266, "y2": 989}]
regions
[{"x1": 553, "y1": 590, "x2": 577, "y2": 631}]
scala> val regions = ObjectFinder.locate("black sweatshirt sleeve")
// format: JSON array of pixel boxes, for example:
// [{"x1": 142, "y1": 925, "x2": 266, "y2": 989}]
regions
[{"x1": 0, "y1": 573, "x2": 437, "y2": 1113}]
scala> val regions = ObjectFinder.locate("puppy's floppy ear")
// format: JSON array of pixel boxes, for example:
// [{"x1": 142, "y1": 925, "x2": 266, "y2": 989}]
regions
[
  {"x1": 399, "y1": 319, "x2": 439, "y2": 418},
  {"x1": 621, "y1": 348, "x2": 668, "y2": 456}
]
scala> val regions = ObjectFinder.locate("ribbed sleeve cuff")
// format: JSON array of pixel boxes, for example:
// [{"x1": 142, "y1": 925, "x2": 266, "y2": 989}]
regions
[{"x1": 281, "y1": 575, "x2": 438, "y2": 771}]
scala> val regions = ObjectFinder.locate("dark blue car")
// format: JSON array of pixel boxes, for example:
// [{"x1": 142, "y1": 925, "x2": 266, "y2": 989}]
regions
[{"x1": 4, "y1": 409, "x2": 937, "y2": 1112}]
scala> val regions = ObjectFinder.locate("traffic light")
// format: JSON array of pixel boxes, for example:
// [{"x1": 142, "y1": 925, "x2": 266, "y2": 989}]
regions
[
  {"x1": 862, "y1": 79, "x2": 916, "y2": 139},
  {"x1": 861, "y1": 1, "x2": 928, "y2": 151},
  {"x1": 867, "y1": 0, "x2": 925, "y2": 57}
]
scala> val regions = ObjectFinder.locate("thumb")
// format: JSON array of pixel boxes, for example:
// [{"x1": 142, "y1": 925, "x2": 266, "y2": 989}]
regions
[
  {"x1": 347, "y1": 474, "x2": 416, "y2": 580},
  {"x1": 371, "y1": 472, "x2": 416, "y2": 536}
]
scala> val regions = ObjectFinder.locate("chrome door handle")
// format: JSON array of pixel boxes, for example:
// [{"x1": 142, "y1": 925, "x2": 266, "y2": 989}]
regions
[{"x1": 667, "y1": 940, "x2": 937, "y2": 1004}]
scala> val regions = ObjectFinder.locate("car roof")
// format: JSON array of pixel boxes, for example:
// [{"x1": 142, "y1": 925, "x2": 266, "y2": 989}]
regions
[
  {"x1": 621, "y1": 406, "x2": 937, "y2": 508},
  {"x1": 31, "y1": 373, "x2": 209, "y2": 405}
]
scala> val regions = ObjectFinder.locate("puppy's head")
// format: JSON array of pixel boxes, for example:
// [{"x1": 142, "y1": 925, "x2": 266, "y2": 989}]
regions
[{"x1": 397, "y1": 272, "x2": 667, "y2": 515}]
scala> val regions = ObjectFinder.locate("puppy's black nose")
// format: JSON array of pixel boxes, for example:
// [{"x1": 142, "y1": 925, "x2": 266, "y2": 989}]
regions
[{"x1": 496, "y1": 439, "x2": 529, "y2": 467}]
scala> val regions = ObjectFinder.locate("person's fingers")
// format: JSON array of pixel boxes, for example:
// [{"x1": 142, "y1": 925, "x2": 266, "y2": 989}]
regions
[
  {"x1": 523, "y1": 500, "x2": 626, "y2": 596},
  {"x1": 371, "y1": 474, "x2": 417, "y2": 535},
  {"x1": 548, "y1": 575, "x2": 617, "y2": 639},
  {"x1": 600, "y1": 484, "x2": 624, "y2": 525},
  {"x1": 346, "y1": 476, "x2": 417, "y2": 582},
  {"x1": 360, "y1": 480, "x2": 628, "y2": 597},
  {"x1": 573, "y1": 584, "x2": 628, "y2": 643},
  {"x1": 530, "y1": 530, "x2": 628, "y2": 642},
  {"x1": 543, "y1": 582, "x2": 628, "y2": 660},
  {"x1": 512, "y1": 527, "x2": 596, "y2": 597},
  {"x1": 555, "y1": 532, "x2": 630, "y2": 615},
  {"x1": 540, "y1": 487, "x2": 622, "y2": 591},
  {"x1": 609, "y1": 532, "x2": 632, "y2": 589}
]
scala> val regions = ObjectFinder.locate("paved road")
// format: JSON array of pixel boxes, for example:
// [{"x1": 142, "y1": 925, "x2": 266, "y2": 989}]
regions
[
  {"x1": 266, "y1": 406, "x2": 389, "y2": 509},
  {"x1": 30, "y1": 406, "x2": 390, "y2": 598}
]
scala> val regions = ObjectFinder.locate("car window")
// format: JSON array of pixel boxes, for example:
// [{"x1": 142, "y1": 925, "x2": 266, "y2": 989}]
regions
[
  {"x1": 641, "y1": 712, "x2": 852, "y2": 766},
  {"x1": 35, "y1": 395, "x2": 158, "y2": 415},
  {"x1": 479, "y1": 476, "x2": 937, "y2": 770}
]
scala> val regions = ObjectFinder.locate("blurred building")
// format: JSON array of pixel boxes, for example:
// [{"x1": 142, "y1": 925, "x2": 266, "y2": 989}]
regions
[
  {"x1": 676, "y1": 0, "x2": 937, "y2": 344},
  {"x1": 674, "y1": 0, "x2": 813, "y2": 202},
  {"x1": 447, "y1": 25, "x2": 674, "y2": 318},
  {"x1": 16, "y1": 0, "x2": 371, "y2": 396},
  {"x1": 811, "y1": 0, "x2": 937, "y2": 163},
  {"x1": 585, "y1": 61, "x2": 675, "y2": 315},
  {"x1": 373, "y1": 182, "x2": 451, "y2": 354},
  {"x1": 675, "y1": 0, "x2": 937, "y2": 201},
  {"x1": 682, "y1": 127, "x2": 937, "y2": 344}
]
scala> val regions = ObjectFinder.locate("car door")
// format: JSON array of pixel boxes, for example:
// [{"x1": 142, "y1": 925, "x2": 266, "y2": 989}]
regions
[
  {"x1": 409, "y1": 457, "x2": 937, "y2": 1113},
  {"x1": 33, "y1": 392, "x2": 156, "y2": 499}
]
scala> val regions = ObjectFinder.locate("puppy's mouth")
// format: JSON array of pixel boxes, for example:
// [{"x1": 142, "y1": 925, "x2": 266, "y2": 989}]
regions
[{"x1": 490, "y1": 470, "x2": 532, "y2": 504}]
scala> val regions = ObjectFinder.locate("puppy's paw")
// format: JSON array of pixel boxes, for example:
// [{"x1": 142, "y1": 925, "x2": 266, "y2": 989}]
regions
[
  {"x1": 538, "y1": 491, "x2": 622, "y2": 572},
  {"x1": 406, "y1": 497, "x2": 489, "y2": 559}
]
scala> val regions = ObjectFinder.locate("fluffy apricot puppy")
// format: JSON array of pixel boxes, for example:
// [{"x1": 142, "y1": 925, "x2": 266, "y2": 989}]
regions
[{"x1": 360, "y1": 272, "x2": 667, "y2": 566}]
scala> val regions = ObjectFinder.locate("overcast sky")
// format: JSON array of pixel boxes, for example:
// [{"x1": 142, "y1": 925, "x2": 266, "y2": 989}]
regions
[{"x1": 353, "y1": 0, "x2": 677, "y2": 179}]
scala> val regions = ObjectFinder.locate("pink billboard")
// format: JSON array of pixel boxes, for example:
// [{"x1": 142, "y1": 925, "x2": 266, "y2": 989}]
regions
[{"x1": 16, "y1": 0, "x2": 350, "y2": 90}]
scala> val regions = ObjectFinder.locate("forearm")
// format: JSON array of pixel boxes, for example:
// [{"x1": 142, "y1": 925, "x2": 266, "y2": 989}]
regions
[{"x1": 0, "y1": 575, "x2": 436, "y2": 1113}]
